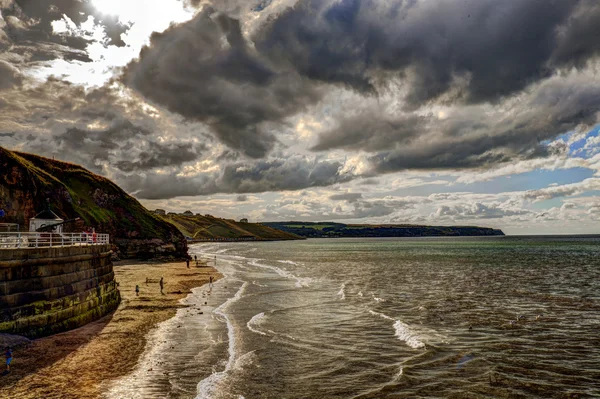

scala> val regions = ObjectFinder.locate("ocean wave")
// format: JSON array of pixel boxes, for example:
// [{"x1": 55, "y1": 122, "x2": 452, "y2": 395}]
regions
[
  {"x1": 368, "y1": 310, "x2": 425, "y2": 349},
  {"x1": 234, "y1": 350, "x2": 257, "y2": 370},
  {"x1": 248, "y1": 259, "x2": 312, "y2": 288},
  {"x1": 338, "y1": 283, "x2": 346, "y2": 300},
  {"x1": 247, "y1": 312, "x2": 268, "y2": 336},
  {"x1": 277, "y1": 260, "x2": 299, "y2": 265}
]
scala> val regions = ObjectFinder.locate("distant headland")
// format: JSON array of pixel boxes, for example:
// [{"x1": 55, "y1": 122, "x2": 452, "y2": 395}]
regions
[{"x1": 263, "y1": 222, "x2": 505, "y2": 238}]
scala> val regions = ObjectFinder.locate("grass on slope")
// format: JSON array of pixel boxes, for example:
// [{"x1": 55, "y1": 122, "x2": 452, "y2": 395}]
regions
[{"x1": 161, "y1": 214, "x2": 300, "y2": 240}]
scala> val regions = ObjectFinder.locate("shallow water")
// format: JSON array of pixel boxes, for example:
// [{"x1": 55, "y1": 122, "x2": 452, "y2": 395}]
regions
[{"x1": 107, "y1": 236, "x2": 600, "y2": 398}]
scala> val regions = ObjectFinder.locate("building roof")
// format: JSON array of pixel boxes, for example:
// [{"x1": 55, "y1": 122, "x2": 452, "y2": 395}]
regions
[{"x1": 32, "y1": 209, "x2": 63, "y2": 221}]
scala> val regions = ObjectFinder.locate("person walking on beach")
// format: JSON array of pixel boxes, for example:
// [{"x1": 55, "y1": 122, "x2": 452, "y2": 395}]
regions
[
  {"x1": 135, "y1": 285, "x2": 140, "y2": 296},
  {"x1": 209, "y1": 275, "x2": 213, "y2": 288},
  {"x1": 159, "y1": 277, "x2": 164, "y2": 294},
  {"x1": 186, "y1": 258, "x2": 190, "y2": 268},
  {"x1": 5, "y1": 347, "x2": 12, "y2": 373}
]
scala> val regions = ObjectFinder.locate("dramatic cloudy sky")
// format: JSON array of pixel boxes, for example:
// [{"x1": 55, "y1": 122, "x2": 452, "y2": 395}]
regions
[{"x1": 2, "y1": 0, "x2": 600, "y2": 234}]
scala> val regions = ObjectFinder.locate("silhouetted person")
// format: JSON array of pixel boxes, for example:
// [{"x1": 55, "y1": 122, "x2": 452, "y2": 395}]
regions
[
  {"x1": 186, "y1": 258, "x2": 190, "y2": 268},
  {"x1": 159, "y1": 277, "x2": 164, "y2": 294},
  {"x1": 209, "y1": 275, "x2": 213, "y2": 288},
  {"x1": 135, "y1": 285, "x2": 140, "y2": 296},
  {"x1": 5, "y1": 347, "x2": 12, "y2": 373}
]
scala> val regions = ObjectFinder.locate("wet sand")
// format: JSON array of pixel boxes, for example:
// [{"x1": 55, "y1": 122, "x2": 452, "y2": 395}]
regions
[{"x1": 0, "y1": 259, "x2": 220, "y2": 399}]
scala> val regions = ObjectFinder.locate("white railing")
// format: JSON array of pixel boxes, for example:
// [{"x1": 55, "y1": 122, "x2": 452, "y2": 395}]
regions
[{"x1": 0, "y1": 232, "x2": 110, "y2": 249}]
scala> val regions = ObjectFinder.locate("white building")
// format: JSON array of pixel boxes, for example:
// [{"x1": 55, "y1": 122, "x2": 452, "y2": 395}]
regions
[{"x1": 29, "y1": 208, "x2": 64, "y2": 233}]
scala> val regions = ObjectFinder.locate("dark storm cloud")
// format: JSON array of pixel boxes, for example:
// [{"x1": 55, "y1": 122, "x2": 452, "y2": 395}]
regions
[
  {"x1": 329, "y1": 193, "x2": 362, "y2": 202},
  {"x1": 0, "y1": 78, "x2": 204, "y2": 175},
  {"x1": 312, "y1": 114, "x2": 424, "y2": 152},
  {"x1": 314, "y1": 75, "x2": 600, "y2": 172},
  {"x1": 50, "y1": 120, "x2": 204, "y2": 174},
  {"x1": 262, "y1": 195, "x2": 419, "y2": 221},
  {"x1": 53, "y1": 120, "x2": 151, "y2": 168},
  {"x1": 0, "y1": 0, "x2": 130, "y2": 77},
  {"x1": 6, "y1": 0, "x2": 600, "y2": 201},
  {"x1": 0, "y1": 59, "x2": 22, "y2": 89},
  {"x1": 120, "y1": 156, "x2": 352, "y2": 199},
  {"x1": 184, "y1": 0, "x2": 266, "y2": 15},
  {"x1": 114, "y1": 141, "x2": 205, "y2": 172},
  {"x1": 435, "y1": 203, "x2": 531, "y2": 220},
  {"x1": 216, "y1": 150, "x2": 240, "y2": 162},
  {"x1": 123, "y1": 7, "x2": 321, "y2": 159},
  {"x1": 2, "y1": 0, "x2": 129, "y2": 48},
  {"x1": 254, "y1": 0, "x2": 589, "y2": 105},
  {"x1": 551, "y1": 0, "x2": 600, "y2": 67},
  {"x1": 125, "y1": 0, "x2": 600, "y2": 170}
]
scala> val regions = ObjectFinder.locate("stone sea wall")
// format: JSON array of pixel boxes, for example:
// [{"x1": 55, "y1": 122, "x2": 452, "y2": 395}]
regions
[{"x1": 0, "y1": 245, "x2": 120, "y2": 338}]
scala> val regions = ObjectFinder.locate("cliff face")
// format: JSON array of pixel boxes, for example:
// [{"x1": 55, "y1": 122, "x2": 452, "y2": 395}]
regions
[{"x1": 0, "y1": 147, "x2": 187, "y2": 259}]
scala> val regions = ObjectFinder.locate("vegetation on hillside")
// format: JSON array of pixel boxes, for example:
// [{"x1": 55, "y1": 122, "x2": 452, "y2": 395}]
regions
[{"x1": 160, "y1": 213, "x2": 301, "y2": 241}]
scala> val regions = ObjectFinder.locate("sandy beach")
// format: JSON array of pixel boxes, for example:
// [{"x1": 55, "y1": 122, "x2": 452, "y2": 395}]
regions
[{"x1": 0, "y1": 259, "x2": 220, "y2": 399}]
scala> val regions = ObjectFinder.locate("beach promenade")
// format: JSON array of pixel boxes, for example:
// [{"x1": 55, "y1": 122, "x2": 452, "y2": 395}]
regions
[{"x1": 0, "y1": 259, "x2": 220, "y2": 399}]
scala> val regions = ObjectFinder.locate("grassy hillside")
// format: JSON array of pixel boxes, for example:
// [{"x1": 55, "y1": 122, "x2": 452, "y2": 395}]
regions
[
  {"x1": 264, "y1": 221, "x2": 505, "y2": 238},
  {"x1": 0, "y1": 147, "x2": 187, "y2": 258},
  {"x1": 161, "y1": 213, "x2": 301, "y2": 241}
]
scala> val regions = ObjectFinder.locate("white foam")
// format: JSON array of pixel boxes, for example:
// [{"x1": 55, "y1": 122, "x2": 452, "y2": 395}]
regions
[
  {"x1": 357, "y1": 291, "x2": 363, "y2": 297},
  {"x1": 393, "y1": 320, "x2": 425, "y2": 349},
  {"x1": 373, "y1": 295, "x2": 386, "y2": 302},
  {"x1": 234, "y1": 350, "x2": 257, "y2": 370},
  {"x1": 369, "y1": 310, "x2": 394, "y2": 321},
  {"x1": 248, "y1": 259, "x2": 312, "y2": 288},
  {"x1": 395, "y1": 367, "x2": 404, "y2": 379},
  {"x1": 247, "y1": 312, "x2": 267, "y2": 336},
  {"x1": 369, "y1": 310, "x2": 425, "y2": 349},
  {"x1": 277, "y1": 260, "x2": 299, "y2": 265},
  {"x1": 337, "y1": 283, "x2": 346, "y2": 300},
  {"x1": 196, "y1": 281, "x2": 249, "y2": 399}
]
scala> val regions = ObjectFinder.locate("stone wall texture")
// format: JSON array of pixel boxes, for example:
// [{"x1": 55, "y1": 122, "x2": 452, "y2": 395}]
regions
[{"x1": 0, "y1": 244, "x2": 120, "y2": 338}]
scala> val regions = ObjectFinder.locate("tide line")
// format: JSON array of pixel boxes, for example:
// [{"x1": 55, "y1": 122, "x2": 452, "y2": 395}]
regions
[{"x1": 196, "y1": 281, "x2": 249, "y2": 399}]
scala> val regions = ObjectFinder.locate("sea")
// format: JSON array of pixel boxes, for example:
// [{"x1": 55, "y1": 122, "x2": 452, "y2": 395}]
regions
[{"x1": 107, "y1": 236, "x2": 600, "y2": 399}]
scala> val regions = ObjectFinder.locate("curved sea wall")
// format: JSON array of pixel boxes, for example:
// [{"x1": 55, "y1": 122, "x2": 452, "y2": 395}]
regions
[{"x1": 0, "y1": 244, "x2": 120, "y2": 338}]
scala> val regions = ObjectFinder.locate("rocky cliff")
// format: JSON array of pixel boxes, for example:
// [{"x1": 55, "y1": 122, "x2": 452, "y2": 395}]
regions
[{"x1": 0, "y1": 147, "x2": 187, "y2": 259}]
